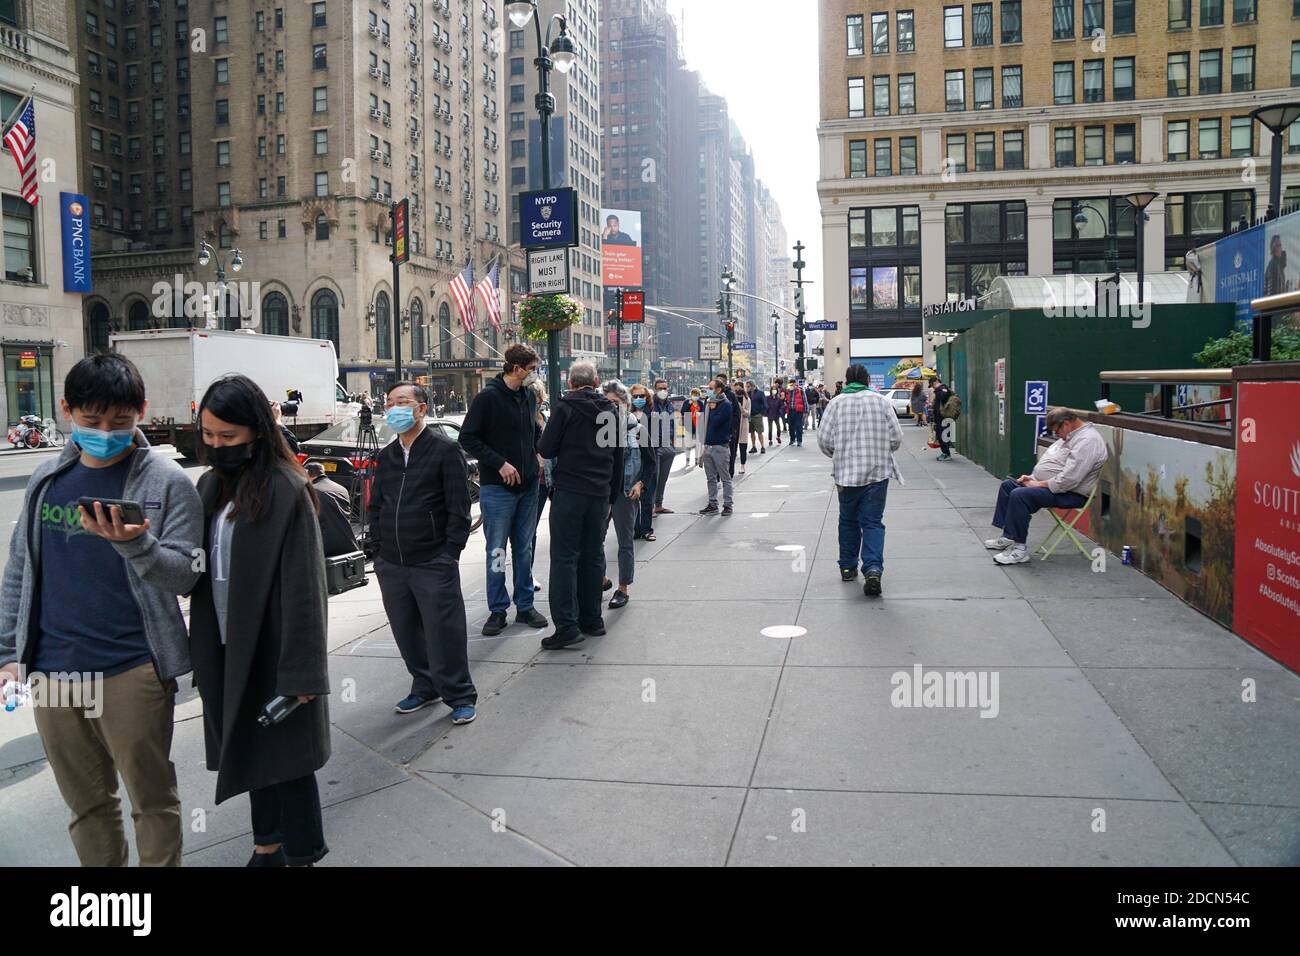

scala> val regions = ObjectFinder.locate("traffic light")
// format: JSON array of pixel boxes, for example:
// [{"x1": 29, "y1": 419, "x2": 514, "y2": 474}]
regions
[
  {"x1": 793, "y1": 287, "x2": 805, "y2": 313},
  {"x1": 795, "y1": 341, "x2": 805, "y2": 354},
  {"x1": 715, "y1": 297, "x2": 725, "y2": 316},
  {"x1": 725, "y1": 320, "x2": 735, "y2": 335},
  {"x1": 795, "y1": 317, "x2": 805, "y2": 335},
  {"x1": 807, "y1": 358, "x2": 819, "y2": 371}
]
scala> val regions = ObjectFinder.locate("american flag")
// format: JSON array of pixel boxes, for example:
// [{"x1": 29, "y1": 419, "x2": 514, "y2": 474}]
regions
[
  {"x1": 449, "y1": 255, "x2": 475, "y2": 331},
  {"x1": 474, "y1": 258, "x2": 502, "y2": 332},
  {"x1": 3, "y1": 98, "x2": 38, "y2": 206}
]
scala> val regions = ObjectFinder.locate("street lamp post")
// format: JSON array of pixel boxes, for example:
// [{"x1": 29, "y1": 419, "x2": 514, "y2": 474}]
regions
[
  {"x1": 507, "y1": 1, "x2": 576, "y2": 405},
  {"x1": 721, "y1": 268, "x2": 736, "y2": 381},
  {"x1": 1122, "y1": 191, "x2": 1160, "y2": 307},
  {"x1": 1249, "y1": 104, "x2": 1300, "y2": 220},
  {"x1": 197, "y1": 240, "x2": 244, "y2": 330}
]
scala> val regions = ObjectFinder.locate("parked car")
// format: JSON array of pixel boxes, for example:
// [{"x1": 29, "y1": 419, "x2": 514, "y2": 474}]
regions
[
  {"x1": 882, "y1": 388, "x2": 913, "y2": 417},
  {"x1": 297, "y1": 415, "x2": 482, "y2": 534}
]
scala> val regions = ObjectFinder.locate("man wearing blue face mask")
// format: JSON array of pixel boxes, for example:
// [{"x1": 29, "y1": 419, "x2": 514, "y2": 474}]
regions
[{"x1": 0, "y1": 353, "x2": 203, "y2": 866}]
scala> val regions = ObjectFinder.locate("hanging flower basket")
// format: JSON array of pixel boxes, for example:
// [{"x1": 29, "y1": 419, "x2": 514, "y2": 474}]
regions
[{"x1": 519, "y1": 293, "x2": 583, "y2": 340}]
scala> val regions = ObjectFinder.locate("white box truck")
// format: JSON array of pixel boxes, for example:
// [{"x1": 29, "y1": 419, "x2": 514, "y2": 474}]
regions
[{"x1": 109, "y1": 328, "x2": 356, "y2": 459}]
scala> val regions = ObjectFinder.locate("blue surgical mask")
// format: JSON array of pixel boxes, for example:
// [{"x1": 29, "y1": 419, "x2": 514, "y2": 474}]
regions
[
  {"x1": 72, "y1": 424, "x2": 136, "y2": 461},
  {"x1": 385, "y1": 406, "x2": 416, "y2": 433},
  {"x1": 632, "y1": 398, "x2": 647, "y2": 409}
]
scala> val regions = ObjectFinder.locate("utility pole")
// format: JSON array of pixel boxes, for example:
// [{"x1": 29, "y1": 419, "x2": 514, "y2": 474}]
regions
[
  {"x1": 772, "y1": 311, "x2": 779, "y2": 385},
  {"x1": 793, "y1": 240, "x2": 807, "y2": 380},
  {"x1": 614, "y1": 288, "x2": 624, "y2": 380},
  {"x1": 721, "y1": 268, "x2": 736, "y2": 381}
]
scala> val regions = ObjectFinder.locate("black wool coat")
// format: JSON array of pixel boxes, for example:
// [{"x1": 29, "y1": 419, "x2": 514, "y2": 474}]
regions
[{"x1": 190, "y1": 464, "x2": 331, "y2": 804}]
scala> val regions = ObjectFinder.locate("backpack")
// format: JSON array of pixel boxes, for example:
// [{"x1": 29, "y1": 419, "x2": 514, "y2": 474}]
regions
[{"x1": 940, "y1": 393, "x2": 963, "y2": 419}]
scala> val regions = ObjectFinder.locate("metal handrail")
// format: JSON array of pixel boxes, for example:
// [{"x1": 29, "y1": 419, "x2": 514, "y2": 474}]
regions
[
  {"x1": 1099, "y1": 369, "x2": 1232, "y2": 383},
  {"x1": 1250, "y1": 289, "x2": 1300, "y2": 317},
  {"x1": 1248, "y1": 289, "x2": 1300, "y2": 361}
]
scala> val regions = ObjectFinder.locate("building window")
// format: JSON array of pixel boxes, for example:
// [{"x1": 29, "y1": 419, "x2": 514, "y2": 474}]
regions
[
  {"x1": 973, "y1": 68, "x2": 993, "y2": 110},
  {"x1": 898, "y1": 74, "x2": 915, "y2": 114},
  {"x1": 847, "y1": 77, "x2": 865, "y2": 118},
  {"x1": 874, "y1": 140, "x2": 892, "y2": 177},
  {"x1": 312, "y1": 289, "x2": 340, "y2": 355},
  {"x1": 871, "y1": 12, "x2": 888, "y2": 54},
  {"x1": 216, "y1": 140, "x2": 230, "y2": 166},
  {"x1": 1003, "y1": 130, "x2": 1024, "y2": 169},
  {"x1": 1052, "y1": 0, "x2": 1074, "y2": 38},
  {"x1": 217, "y1": 182, "x2": 231, "y2": 206},
  {"x1": 375, "y1": 292, "x2": 391, "y2": 360},
  {"x1": 849, "y1": 140, "x2": 867, "y2": 178},
  {"x1": 1232, "y1": 0, "x2": 1255, "y2": 24},
  {"x1": 1083, "y1": 0, "x2": 1103, "y2": 34},
  {"x1": 1114, "y1": 57, "x2": 1135, "y2": 100},
  {"x1": 313, "y1": 43, "x2": 327, "y2": 70},
  {"x1": 1231, "y1": 46, "x2": 1254, "y2": 92},
  {"x1": 312, "y1": 2, "x2": 327, "y2": 28},
  {"x1": 846, "y1": 14, "x2": 863, "y2": 56},
  {"x1": 1053, "y1": 62, "x2": 1074, "y2": 104},
  {"x1": 1199, "y1": 118, "x2": 1221, "y2": 159},
  {"x1": 1168, "y1": 120, "x2": 1190, "y2": 161},
  {"x1": 1001, "y1": 0, "x2": 1022, "y2": 42},
  {"x1": 1229, "y1": 116, "x2": 1252, "y2": 157},
  {"x1": 871, "y1": 209, "x2": 898, "y2": 247},
  {"x1": 1084, "y1": 126, "x2": 1105, "y2": 165},
  {"x1": 1082, "y1": 59, "x2": 1104, "y2": 102},
  {"x1": 262, "y1": 293, "x2": 288, "y2": 335},
  {"x1": 2, "y1": 195, "x2": 36, "y2": 282},
  {"x1": 314, "y1": 129, "x2": 328, "y2": 155},
  {"x1": 975, "y1": 132, "x2": 996, "y2": 171},
  {"x1": 897, "y1": 10, "x2": 914, "y2": 51},
  {"x1": 1114, "y1": 123, "x2": 1136, "y2": 164},
  {"x1": 944, "y1": 6, "x2": 963, "y2": 47},
  {"x1": 849, "y1": 209, "x2": 866, "y2": 248},
  {"x1": 315, "y1": 171, "x2": 329, "y2": 196},
  {"x1": 315, "y1": 214, "x2": 329, "y2": 241},
  {"x1": 1201, "y1": 0, "x2": 1224, "y2": 26},
  {"x1": 215, "y1": 100, "x2": 229, "y2": 124},
  {"x1": 899, "y1": 136, "x2": 918, "y2": 175},
  {"x1": 1002, "y1": 65, "x2": 1022, "y2": 108},
  {"x1": 314, "y1": 87, "x2": 327, "y2": 112},
  {"x1": 872, "y1": 76, "x2": 890, "y2": 115},
  {"x1": 214, "y1": 58, "x2": 228, "y2": 83},
  {"x1": 1114, "y1": 0, "x2": 1135, "y2": 32},
  {"x1": 971, "y1": 3, "x2": 993, "y2": 45},
  {"x1": 1293, "y1": 41, "x2": 1300, "y2": 87},
  {"x1": 1055, "y1": 127, "x2": 1076, "y2": 167},
  {"x1": 1167, "y1": 52, "x2": 1190, "y2": 96},
  {"x1": 1169, "y1": 0, "x2": 1191, "y2": 29},
  {"x1": 945, "y1": 70, "x2": 965, "y2": 111},
  {"x1": 214, "y1": 16, "x2": 227, "y2": 43},
  {"x1": 946, "y1": 133, "x2": 967, "y2": 173},
  {"x1": 1200, "y1": 49, "x2": 1222, "y2": 95}
]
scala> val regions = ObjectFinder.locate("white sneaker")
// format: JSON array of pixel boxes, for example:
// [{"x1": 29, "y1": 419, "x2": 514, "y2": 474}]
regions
[
  {"x1": 984, "y1": 535, "x2": 1013, "y2": 550},
  {"x1": 993, "y1": 544, "x2": 1030, "y2": 565}
]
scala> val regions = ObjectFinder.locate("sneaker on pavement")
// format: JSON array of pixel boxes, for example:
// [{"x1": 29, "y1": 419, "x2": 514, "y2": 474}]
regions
[
  {"x1": 699, "y1": 503, "x2": 719, "y2": 515},
  {"x1": 721, "y1": 506, "x2": 734, "y2": 516},
  {"x1": 541, "y1": 631, "x2": 585, "y2": 650},
  {"x1": 936, "y1": 453, "x2": 952, "y2": 461},
  {"x1": 481, "y1": 611, "x2": 508, "y2": 636},
  {"x1": 516, "y1": 608, "x2": 548, "y2": 628},
  {"x1": 840, "y1": 567, "x2": 857, "y2": 582},
  {"x1": 984, "y1": 535, "x2": 1014, "y2": 550},
  {"x1": 450, "y1": 705, "x2": 476, "y2": 725},
  {"x1": 863, "y1": 570, "x2": 883, "y2": 597},
  {"x1": 394, "y1": 694, "x2": 440, "y2": 715},
  {"x1": 993, "y1": 544, "x2": 1030, "y2": 565}
]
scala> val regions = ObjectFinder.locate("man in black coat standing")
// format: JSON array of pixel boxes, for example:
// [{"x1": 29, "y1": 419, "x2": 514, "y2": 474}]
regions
[
  {"x1": 370, "y1": 382, "x2": 478, "y2": 724},
  {"x1": 931, "y1": 377, "x2": 955, "y2": 462},
  {"x1": 304, "y1": 462, "x2": 358, "y2": 557},
  {"x1": 459, "y1": 344, "x2": 548, "y2": 637},
  {"x1": 537, "y1": 360, "x2": 623, "y2": 650}
]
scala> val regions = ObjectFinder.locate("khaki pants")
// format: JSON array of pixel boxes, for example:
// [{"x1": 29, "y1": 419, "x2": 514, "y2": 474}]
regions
[{"x1": 32, "y1": 662, "x2": 182, "y2": 866}]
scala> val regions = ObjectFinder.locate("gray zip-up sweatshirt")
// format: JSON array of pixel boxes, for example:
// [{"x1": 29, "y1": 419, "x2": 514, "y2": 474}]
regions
[{"x1": 0, "y1": 430, "x2": 203, "y2": 681}]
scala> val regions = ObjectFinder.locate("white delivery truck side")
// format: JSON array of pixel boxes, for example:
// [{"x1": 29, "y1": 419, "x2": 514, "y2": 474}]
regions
[{"x1": 109, "y1": 328, "x2": 355, "y2": 458}]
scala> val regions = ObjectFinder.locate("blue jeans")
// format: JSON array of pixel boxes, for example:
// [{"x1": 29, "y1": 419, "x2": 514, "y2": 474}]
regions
[
  {"x1": 480, "y1": 483, "x2": 539, "y2": 614},
  {"x1": 788, "y1": 410, "x2": 804, "y2": 445},
  {"x1": 838, "y1": 479, "x2": 889, "y2": 574},
  {"x1": 992, "y1": 479, "x2": 1086, "y2": 544}
]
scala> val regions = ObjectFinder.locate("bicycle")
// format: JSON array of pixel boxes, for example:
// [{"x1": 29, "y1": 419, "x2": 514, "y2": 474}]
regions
[{"x1": 6, "y1": 415, "x2": 64, "y2": 450}]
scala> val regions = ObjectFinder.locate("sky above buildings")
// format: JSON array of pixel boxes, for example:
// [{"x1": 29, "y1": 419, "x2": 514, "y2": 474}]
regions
[{"x1": 671, "y1": 0, "x2": 825, "y2": 337}]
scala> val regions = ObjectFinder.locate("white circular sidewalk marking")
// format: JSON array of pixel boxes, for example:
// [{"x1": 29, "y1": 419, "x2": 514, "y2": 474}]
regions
[
  {"x1": 771, "y1": 484, "x2": 790, "y2": 488},
  {"x1": 761, "y1": 625, "x2": 807, "y2": 639},
  {"x1": 773, "y1": 544, "x2": 804, "y2": 552},
  {"x1": 751, "y1": 512, "x2": 770, "y2": 518}
]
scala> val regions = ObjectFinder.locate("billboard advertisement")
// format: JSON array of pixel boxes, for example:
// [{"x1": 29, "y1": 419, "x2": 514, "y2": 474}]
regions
[
  {"x1": 1197, "y1": 208, "x2": 1300, "y2": 331},
  {"x1": 60, "y1": 192, "x2": 93, "y2": 294},
  {"x1": 601, "y1": 208, "x2": 642, "y2": 287}
]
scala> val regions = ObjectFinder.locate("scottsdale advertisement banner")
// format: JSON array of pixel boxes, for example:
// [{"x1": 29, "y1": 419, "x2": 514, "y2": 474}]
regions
[
  {"x1": 600, "y1": 208, "x2": 642, "y2": 287},
  {"x1": 1196, "y1": 207, "x2": 1300, "y2": 331},
  {"x1": 1233, "y1": 380, "x2": 1300, "y2": 673}
]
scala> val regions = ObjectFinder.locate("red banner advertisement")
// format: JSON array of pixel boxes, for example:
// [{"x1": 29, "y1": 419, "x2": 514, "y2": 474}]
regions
[
  {"x1": 1233, "y1": 380, "x2": 1300, "y2": 672},
  {"x1": 392, "y1": 198, "x2": 409, "y2": 265},
  {"x1": 621, "y1": 290, "x2": 644, "y2": 323}
]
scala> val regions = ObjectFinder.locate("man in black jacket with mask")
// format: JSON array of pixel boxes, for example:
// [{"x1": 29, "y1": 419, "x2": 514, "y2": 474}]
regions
[
  {"x1": 459, "y1": 344, "x2": 548, "y2": 637},
  {"x1": 537, "y1": 361, "x2": 624, "y2": 650},
  {"x1": 370, "y1": 382, "x2": 478, "y2": 724}
]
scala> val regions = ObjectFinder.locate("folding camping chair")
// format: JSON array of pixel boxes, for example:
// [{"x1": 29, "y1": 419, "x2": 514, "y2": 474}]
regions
[{"x1": 1037, "y1": 485, "x2": 1097, "y2": 561}]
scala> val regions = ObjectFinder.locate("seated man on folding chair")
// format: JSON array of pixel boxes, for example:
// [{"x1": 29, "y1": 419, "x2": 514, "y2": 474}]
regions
[{"x1": 985, "y1": 407, "x2": 1107, "y2": 566}]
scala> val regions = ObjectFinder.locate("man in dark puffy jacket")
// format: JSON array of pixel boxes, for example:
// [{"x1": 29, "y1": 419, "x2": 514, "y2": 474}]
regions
[
  {"x1": 766, "y1": 385, "x2": 785, "y2": 445},
  {"x1": 536, "y1": 361, "x2": 624, "y2": 650},
  {"x1": 697, "y1": 380, "x2": 734, "y2": 516}
]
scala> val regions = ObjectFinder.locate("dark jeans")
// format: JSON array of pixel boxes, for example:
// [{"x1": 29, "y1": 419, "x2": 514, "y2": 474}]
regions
[
  {"x1": 728, "y1": 432, "x2": 747, "y2": 475},
  {"x1": 768, "y1": 415, "x2": 782, "y2": 441},
  {"x1": 838, "y1": 479, "x2": 889, "y2": 573},
  {"x1": 788, "y1": 410, "x2": 804, "y2": 445},
  {"x1": 653, "y1": 448, "x2": 675, "y2": 508},
  {"x1": 375, "y1": 556, "x2": 477, "y2": 707},
  {"x1": 636, "y1": 461, "x2": 658, "y2": 536},
  {"x1": 936, "y1": 416, "x2": 953, "y2": 455},
  {"x1": 249, "y1": 773, "x2": 328, "y2": 865},
  {"x1": 992, "y1": 478, "x2": 1086, "y2": 544},
  {"x1": 479, "y1": 483, "x2": 538, "y2": 614},
  {"x1": 549, "y1": 489, "x2": 608, "y2": 635}
]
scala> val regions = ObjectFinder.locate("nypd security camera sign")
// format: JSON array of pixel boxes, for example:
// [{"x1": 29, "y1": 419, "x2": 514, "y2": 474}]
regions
[{"x1": 521, "y1": 188, "x2": 579, "y2": 249}]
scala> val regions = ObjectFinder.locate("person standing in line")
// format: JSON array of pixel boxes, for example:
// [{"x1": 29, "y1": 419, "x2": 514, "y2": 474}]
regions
[
  {"x1": 458, "y1": 344, "x2": 549, "y2": 637},
  {"x1": 766, "y1": 383, "x2": 785, "y2": 446},
  {"x1": 788, "y1": 380, "x2": 807, "y2": 447},
  {"x1": 650, "y1": 378, "x2": 679, "y2": 517},
  {"x1": 805, "y1": 382, "x2": 820, "y2": 429},
  {"x1": 747, "y1": 382, "x2": 767, "y2": 455},
  {"x1": 817, "y1": 385, "x2": 831, "y2": 428},
  {"x1": 537, "y1": 361, "x2": 623, "y2": 650},
  {"x1": 189, "y1": 374, "x2": 332, "y2": 867},
  {"x1": 370, "y1": 382, "x2": 477, "y2": 723},
  {"x1": 817, "y1": 363, "x2": 903, "y2": 598},
  {"x1": 931, "y1": 377, "x2": 955, "y2": 461},
  {"x1": 304, "y1": 461, "x2": 359, "y2": 557},
  {"x1": 683, "y1": 388, "x2": 703, "y2": 466},
  {"x1": 528, "y1": 379, "x2": 550, "y2": 594},
  {"x1": 0, "y1": 353, "x2": 203, "y2": 867},
  {"x1": 628, "y1": 383, "x2": 659, "y2": 542},
  {"x1": 730, "y1": 379, "x2": 751, "y2": 475},
  {"x1": 601, "y1": 380, "x2": 654, "y2": 610},
  {"x1": 909, "y1": 382, "x2": 927, "y2": 427},
  {"x1": 697, "y1": 380, "x2": 735, "y2": 516}
]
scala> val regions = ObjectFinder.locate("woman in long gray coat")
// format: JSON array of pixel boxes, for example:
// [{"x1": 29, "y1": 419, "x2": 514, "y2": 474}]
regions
[{"x1": 189, "y1": 374, "x2": 331, "y2": 867}]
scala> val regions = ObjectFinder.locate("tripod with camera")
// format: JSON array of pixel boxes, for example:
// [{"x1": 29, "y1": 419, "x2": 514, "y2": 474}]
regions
[{"x1": 351, "y1": 400, "x2": 384, "y2": 558}]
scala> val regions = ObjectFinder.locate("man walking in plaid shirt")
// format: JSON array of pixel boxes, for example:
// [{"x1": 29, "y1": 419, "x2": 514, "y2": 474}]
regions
[{"x1": 817, "y1": 363, "x2": 903, "y2": 597}]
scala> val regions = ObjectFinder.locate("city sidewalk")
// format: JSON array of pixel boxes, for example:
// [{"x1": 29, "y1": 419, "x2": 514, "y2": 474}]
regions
[{"x1": 2, "y1": 424, "x2": 1297, "y2": 866}]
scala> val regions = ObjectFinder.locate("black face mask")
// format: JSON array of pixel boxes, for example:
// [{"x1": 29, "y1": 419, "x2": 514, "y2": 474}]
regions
[{"x1": 206, "y1": 441, "x2": 255, "y2": 473}]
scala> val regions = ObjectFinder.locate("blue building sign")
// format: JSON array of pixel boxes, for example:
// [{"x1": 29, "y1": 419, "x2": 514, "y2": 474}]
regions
[
  {"x1": 520, "y1": 187, "x2": 579, "y2": 249},
  {"x1": 1024, "y1": 380, "x2": 1049, "y2": 416},
  {"x1": 60, "y1": 192, "x2": 93, "y2": 294}
]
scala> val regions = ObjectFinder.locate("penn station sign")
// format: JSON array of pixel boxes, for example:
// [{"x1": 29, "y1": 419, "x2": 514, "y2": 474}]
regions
[{"x1": 922, "y1": 298, "x2": 976, "y2": 320}]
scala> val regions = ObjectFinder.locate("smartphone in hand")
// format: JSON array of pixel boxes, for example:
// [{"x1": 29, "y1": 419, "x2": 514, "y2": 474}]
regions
[{"x1": 77, "y1": 497, "x2": 146, "y2": 525}]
